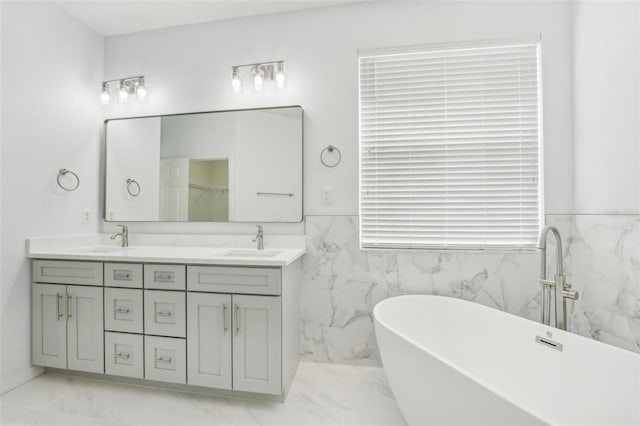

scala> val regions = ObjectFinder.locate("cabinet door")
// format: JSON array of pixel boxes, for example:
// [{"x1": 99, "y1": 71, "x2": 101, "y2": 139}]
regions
[
  {"x1": 67, "y1": 286, "x2": 104, "y2": 373},
  {"x1": 187, "y1": 293, "x2": 232, "y2": 389},
  {"x1": 232, "y1": 295, "x2": 282, "y2": 395},
  {"x1": 32, "y1": 283, "x2": 67, "y2": 368}
]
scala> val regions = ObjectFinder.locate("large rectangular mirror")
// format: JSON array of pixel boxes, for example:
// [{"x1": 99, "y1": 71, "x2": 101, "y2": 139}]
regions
[{"x1": 105, "y1": 106, "x2": 303, "y2": 222}]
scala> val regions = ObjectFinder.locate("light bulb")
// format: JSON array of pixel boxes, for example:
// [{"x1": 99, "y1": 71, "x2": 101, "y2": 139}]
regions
[
  {"x1": 231, "y1": 67, "x2": 241, "y2": 93},
  {"x1": 118, "y1": 80, "x2": 128, "y2": 103},
  {"x1": 101, "y1": 83, "x2": 110, "y2": 105},
  {"x1": 136, "y1": 79, "x2": 147, "y2": 101},
  {"x1": 275, "y1": 62, "x2": 285, "y2": 89},
  {"x1": 253, "y1": 65, "x2": 264, "y2": 92}
]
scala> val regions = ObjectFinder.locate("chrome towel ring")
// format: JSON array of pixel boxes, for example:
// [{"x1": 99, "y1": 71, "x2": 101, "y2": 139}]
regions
[
  {"x1": 126, "y1": 178, "x2": 141, "y2": 197},
  {"x1": 57, "y1": 169, "x2": 80, "y2": 191},
  {"x1": 320, "y1": 145, "x2": 341, "y2": 168}
]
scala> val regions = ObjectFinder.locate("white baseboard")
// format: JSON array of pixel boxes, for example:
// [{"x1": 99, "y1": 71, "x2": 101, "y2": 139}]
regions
[{"x1": 1, "y1": 366, "x2": 44, "y2": 395}]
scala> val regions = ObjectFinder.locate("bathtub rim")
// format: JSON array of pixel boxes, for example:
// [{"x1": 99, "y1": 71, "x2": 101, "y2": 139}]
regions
[{"x1": 373, "y1": 294, "x2": 640, "y2": 426}]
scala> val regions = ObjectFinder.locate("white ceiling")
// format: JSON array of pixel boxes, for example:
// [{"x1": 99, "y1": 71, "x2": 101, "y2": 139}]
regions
[{"x1": 55, "y1": 0, "x2": 362, "y2": 36}]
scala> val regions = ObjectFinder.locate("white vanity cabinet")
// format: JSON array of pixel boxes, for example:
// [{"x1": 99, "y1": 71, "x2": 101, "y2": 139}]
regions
[
  {"x1": 32, "y1": 260, "x2": 104, "y2": 374},
  {"x1": 31, "y1": 254, "x2": 302, "y2": 401}
]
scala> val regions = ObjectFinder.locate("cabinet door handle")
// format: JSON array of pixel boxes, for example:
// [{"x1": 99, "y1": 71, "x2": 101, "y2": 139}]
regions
[
  {"x1": 154, "y1": 272, "x2": 174, "y2": 282},
  {"x1": 115, "y1": 352, "x2": 131, "y2": 360},
  {"x1": 157, "y1": 311, "x2": 172, "y2": 317},
  {"x1": 67, "y1": 294, "x2": 73, "y2": 320},
  {"x1": 222, "y1": 303, "x2": 228, "y2": 334},
  {"x1": 114, "y1": 270, "x2": 132, "y2": 280},
  {"x1": 56, "y1": 293, "x2": 63, "y2": 320},
  {"x1": 156, "y1": 356, "x2": 173, "y2": 363},
  {"x1": 115, "y1": 307, "x2": 131, "y2": 314},
  {"x1": 234, "y1": 304, "x2": 240, "y2": 336}
]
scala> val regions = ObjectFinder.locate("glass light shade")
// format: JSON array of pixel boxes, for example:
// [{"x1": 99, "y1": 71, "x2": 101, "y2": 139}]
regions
[
  {"x1": 231, "y1": 67, "x2": 242, "y2": 93},
  {"x1": 101, "y1": 84, "x2": 110, "y2": 104},
  {"x1": 136, "y1": 82, "x2": 147, "y2": 101},
  {"x1": 253, "y1": 66, "x2": 264, "y2": 92},
  {"x1": 275, "y1": 62, "x2": 285, "y2": 89},
  {"x1": 118, "y1": 81, "x2": 128, "y2": 103}
]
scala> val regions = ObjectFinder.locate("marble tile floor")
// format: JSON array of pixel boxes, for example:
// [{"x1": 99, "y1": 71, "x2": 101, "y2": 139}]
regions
[{"x1": 0, "y1": 362, "x2": 406, "y2": 426}]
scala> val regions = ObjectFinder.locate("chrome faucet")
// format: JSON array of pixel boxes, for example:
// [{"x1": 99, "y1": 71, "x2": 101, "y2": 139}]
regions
[
  {"x1": 110, "y1": 225, "x2": 129, "y2": 248},
  {"x1": 252, "y1": 225, "x2": 264, "y2": 250},
  {"x1": 538, "y1": 225, "x2": 578, "y2": 331}
]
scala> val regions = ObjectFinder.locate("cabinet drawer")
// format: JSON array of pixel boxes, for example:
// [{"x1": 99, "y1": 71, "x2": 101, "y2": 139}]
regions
[
  {"x1": 105, "y1": 332, "x2": 143, "y2": 379},
  {"x1": 104, "y1": 288, "x2": 143, "y2": 333},
  {"x1": 33, "y1": 260, "x2": 103, "y2": 286},
  {"x1": 144, "y1": 290, "x2": 186, "y2": 338},
  {"x1": 104, "y1": 263, "x2": 142, "y2": 288},
  {"x1": 187, "y1": 266, "x2": 281, "y2": 295},
  {"x1": 144, "y1": 336, "x2": 186, "y2": 384},
  {"x1": 144, "y1": 264, "x2": 185, "y2": 290}
]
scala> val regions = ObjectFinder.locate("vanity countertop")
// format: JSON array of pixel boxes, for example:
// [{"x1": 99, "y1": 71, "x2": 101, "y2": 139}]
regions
[{"x1": 26, "y1": 234, "x2": 305, "y2": 267}]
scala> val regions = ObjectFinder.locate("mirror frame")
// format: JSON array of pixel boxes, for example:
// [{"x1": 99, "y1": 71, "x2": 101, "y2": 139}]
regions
[{"x1": 103, "y1": 105, "x2": 304, "y2": 223}]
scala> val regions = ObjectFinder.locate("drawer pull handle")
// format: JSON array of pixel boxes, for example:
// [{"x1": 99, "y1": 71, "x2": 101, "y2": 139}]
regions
[
  {"x1": 156, "y1": 356, "x2": 173, "y2": 363},
  {"x1": 67, "y1": 294, "x2": 73, "y2": 320},
  {"x1": 115, "y1": 352, "x2": 131, "y2": 360},
  {"x1": 234, "y1": 304, "x2": 240, "y2": 336},
  {"x1": 57, "y1": 293, "x2": 63, "y2": 320},
  {"x1": 222, "y1": 303, "x2": 228, "y2": 334},
  {"x1": 115, "y1": 307, "x2": 131, "y2": 314},
  {"x1": 114, "y1": 271, "x2": 132, "y2": 280},
  {"x1": 154, "y1": 272, "x2": 174, "y2": 282},
  {"x1": 157, "y1": 311, "x2": 173, "y2": 317}
]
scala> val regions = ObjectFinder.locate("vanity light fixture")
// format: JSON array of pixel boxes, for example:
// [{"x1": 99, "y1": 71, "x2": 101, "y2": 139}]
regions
[
  {"x1": 100, "y1": 76, "x2": 146, "y2": 104},
  {"x1": 230, "y1": 61, "x2": 285, "y2": 93}
]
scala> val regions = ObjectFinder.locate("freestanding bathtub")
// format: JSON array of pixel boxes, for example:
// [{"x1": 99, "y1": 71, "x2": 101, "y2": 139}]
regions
[{"x1": 374, "y1": 295, "x2": 640, "y2": 426}]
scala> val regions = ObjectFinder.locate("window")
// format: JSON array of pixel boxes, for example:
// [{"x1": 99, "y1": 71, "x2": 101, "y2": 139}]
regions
[{"x1": 359, "y1": 38, "x2": 543, "y2": 250}]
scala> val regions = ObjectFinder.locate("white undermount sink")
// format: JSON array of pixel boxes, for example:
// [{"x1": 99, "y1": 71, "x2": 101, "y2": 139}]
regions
[
  {"x1": 223, "y1": 249, "x2": 282, "y2": 258},
  {"x1": 78, "y1": 247, "x2": 130, "y2": 253}
]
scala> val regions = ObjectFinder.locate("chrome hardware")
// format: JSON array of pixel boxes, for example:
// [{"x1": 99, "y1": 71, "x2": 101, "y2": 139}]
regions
[
  {"x1": 157, "y1": 311, "x2": 173, "y2": 317},
  {"x1": 535, "y1": 335, "x2": 563, "y2": 351},
  {"x1": 154, "y1": 272, "x2": 174, "y2": 282},
  {"x1": 114, "y1": 270, "x2": 131, "y2": 280},
  {"x1": 115, "y1": 307, "x2": 131, "y2": 314},
  {"x1": 252, "y1": 225, "x2": 264, "y2": 250},
  {"x1": 110, "y1": 225, "x2": 129, "y2": 247},
  {"x1": 57, "y1": 168, "x2": 80, "y2": 191},
  {"x1": 57, "y1": 293, "x2": 63, "y2": 320},
  {"x1": 538, "y1": 226, "x2": 579, "y2": 331},
  {"x1": 320, "y1": 145, "x2": 342, "y2": 168},
  {"x1": 115, "y1": 352, "x2": 131, "y2": 360},
  {"x1": 156, "y1": 356, "x2": 173, "y2": 363},
  {"x1": 234, "y1": 304, "x2": 240, "y2": 336},
  {"x1": 256, "y1": 192, "x2": 294, "y2": 197},
  {"x1": 67, "y1": 294, "x2": 73, "y2": 320},
  {"x1": 126, "y1": 178, "x2": 141, "y2": 197},
  {"x1": 222, "y1": 303, "x2": 228, "y2": 334}
]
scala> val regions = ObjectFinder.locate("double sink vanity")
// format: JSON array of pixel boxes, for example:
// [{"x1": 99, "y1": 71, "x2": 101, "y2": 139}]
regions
[{"x1": 27, "y1": 233, "x2": 304, "y2": 401}]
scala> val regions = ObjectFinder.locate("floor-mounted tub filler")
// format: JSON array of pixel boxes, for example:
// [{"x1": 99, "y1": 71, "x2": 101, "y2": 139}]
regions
[{"x1": 374, "y1": 295, "x2": 640, "y2": 426}]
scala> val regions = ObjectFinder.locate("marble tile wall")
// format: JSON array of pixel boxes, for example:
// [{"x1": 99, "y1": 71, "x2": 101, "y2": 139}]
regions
[
  {"x1": 548, "y1": 215, "x2": 640, "y2": 353},
  {"x1": 300, "y1": 214, "x2": 640, "y2": 365}
]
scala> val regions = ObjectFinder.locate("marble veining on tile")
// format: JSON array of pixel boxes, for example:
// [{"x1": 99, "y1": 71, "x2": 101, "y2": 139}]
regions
[
  {"x1": 301, "y1": 215, "x2": 640, "y2": 365},
  {"x1": 301, "y1": 215, "x2": 542, "y2": 365},
  {"x1": 548, "y1": 214, "x2": 640, "y2": 353},
  {"x1": 0, "y1": 362, "x2": 405, "y2": 426}
]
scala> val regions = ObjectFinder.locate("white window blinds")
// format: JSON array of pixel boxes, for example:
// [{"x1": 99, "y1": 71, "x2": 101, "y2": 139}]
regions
[{"x1": 359, "y1": 39, "x2": 543, "y2": 250}]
